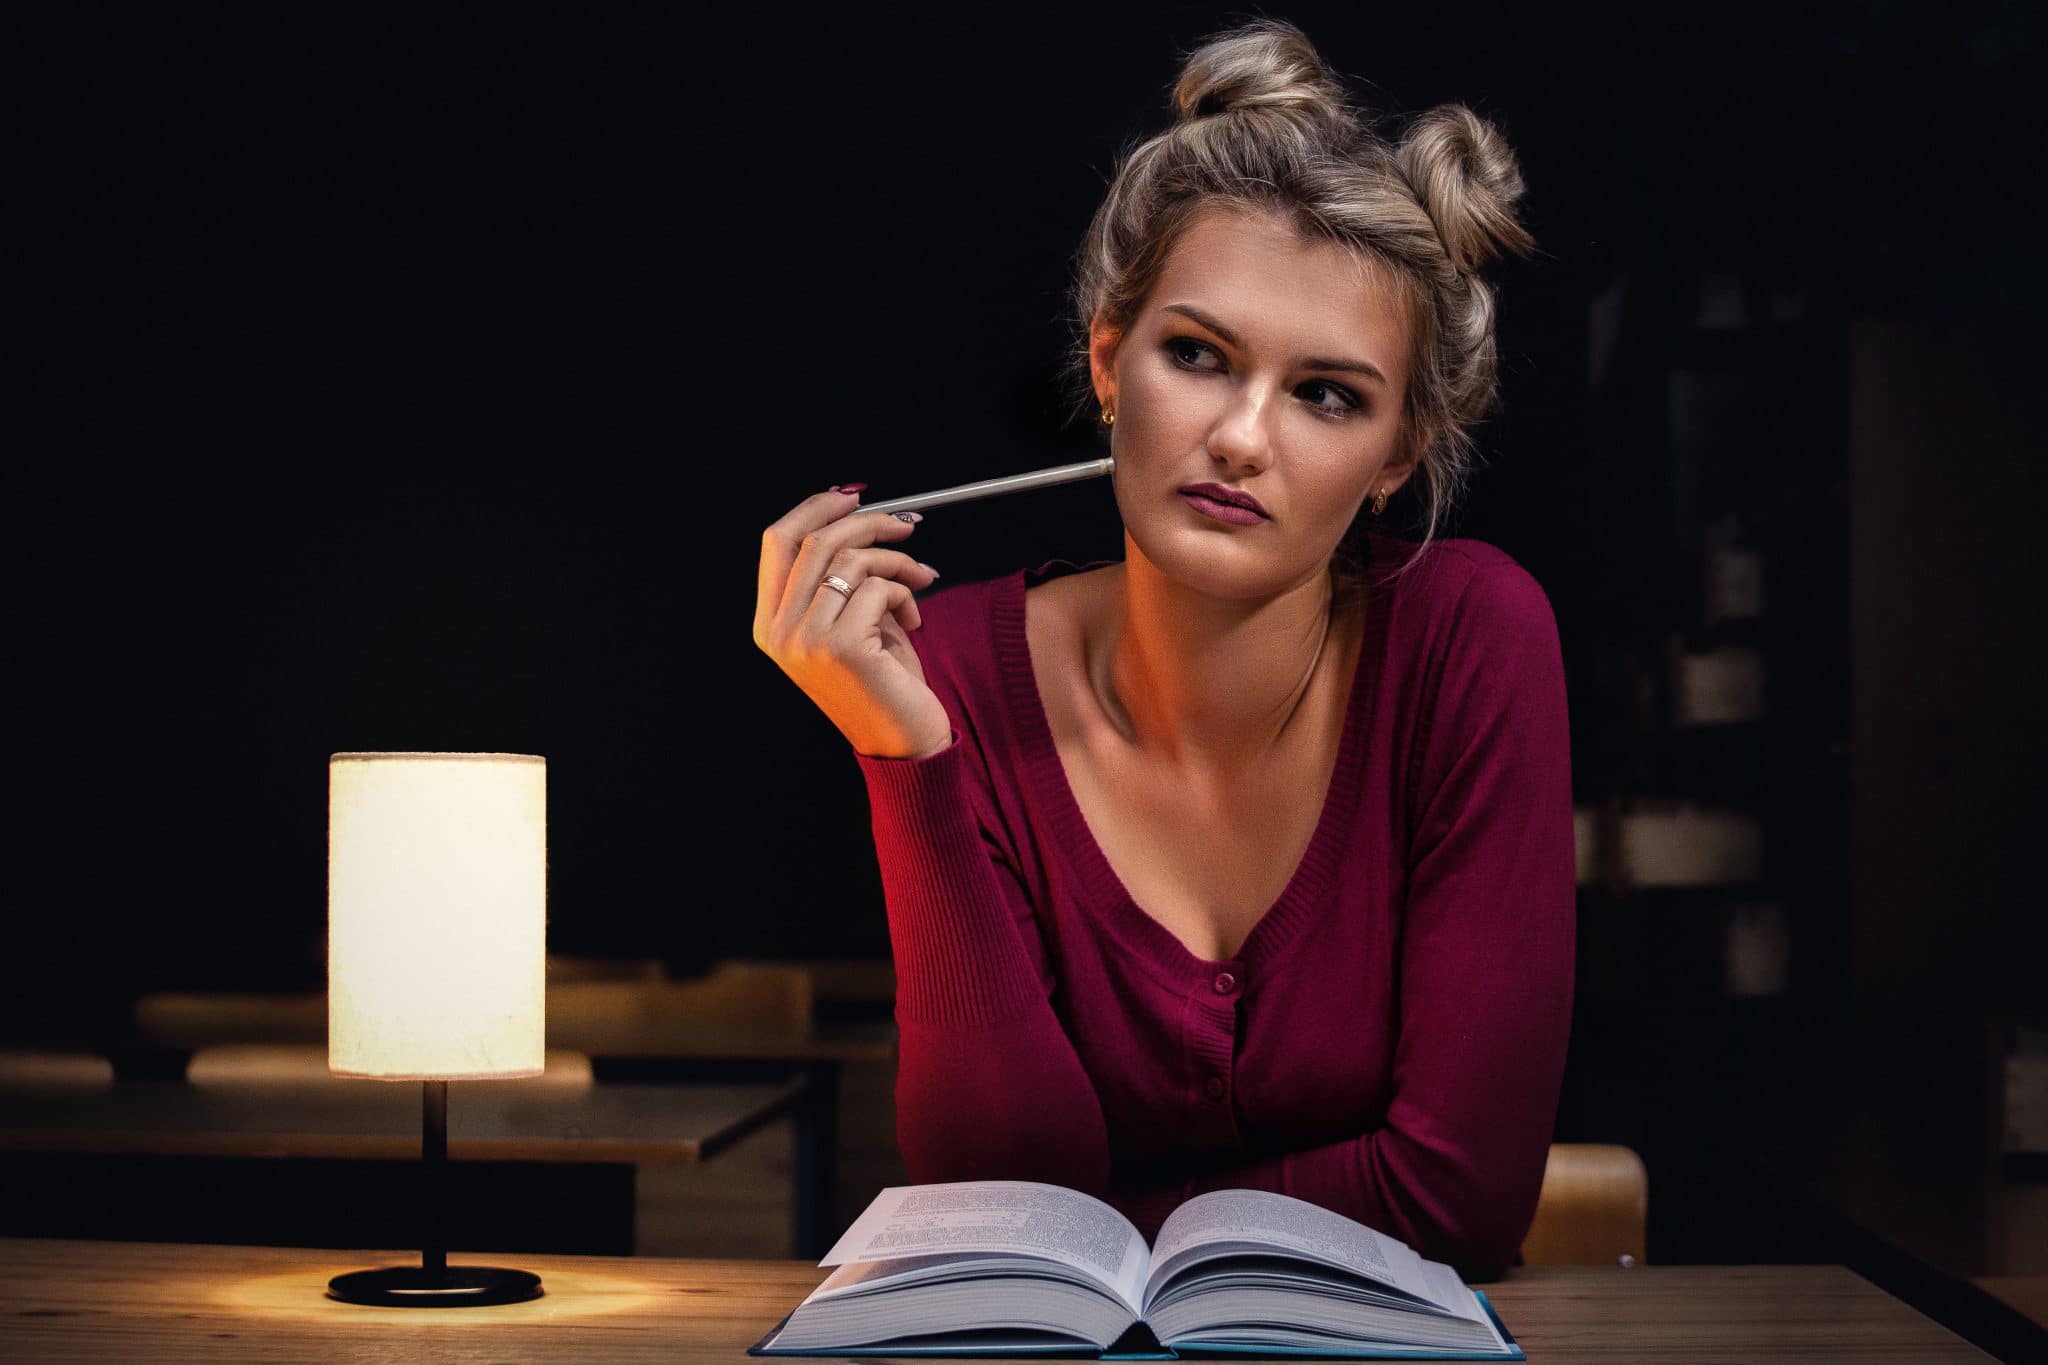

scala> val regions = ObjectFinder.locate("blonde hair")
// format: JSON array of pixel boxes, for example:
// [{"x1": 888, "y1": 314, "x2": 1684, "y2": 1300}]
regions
[{"x1": 1065, "y1": 17, "x2": 1535, "y2": 584}]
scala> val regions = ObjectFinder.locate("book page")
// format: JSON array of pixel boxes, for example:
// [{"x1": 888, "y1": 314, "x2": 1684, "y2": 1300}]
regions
[
  {"x1": 1418, "y1": 1257, "x2": 1487, "y2": 1322},
  {"x1": 1145, "y1": 1188, "x2": 1444, "y2": 1309},
  {"x1": 819, "y1": 1181, "x2": 1150, "y2": 1311}
]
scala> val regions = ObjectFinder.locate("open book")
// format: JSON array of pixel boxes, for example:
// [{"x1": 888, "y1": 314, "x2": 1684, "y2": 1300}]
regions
[{"x1": 749, "y1": 1181, "x2": 1523, "y2": 1359}]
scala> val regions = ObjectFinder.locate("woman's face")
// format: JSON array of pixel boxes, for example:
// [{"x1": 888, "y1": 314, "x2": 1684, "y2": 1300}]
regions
[{"x1": 1091, "y1": 205, "x2": 1416, "y2": 602}]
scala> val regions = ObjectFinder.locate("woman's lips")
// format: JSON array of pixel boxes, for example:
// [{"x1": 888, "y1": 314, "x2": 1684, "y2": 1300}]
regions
[{"x1": 1179, "y1": 491, "x2": 1269, "y2": 525}]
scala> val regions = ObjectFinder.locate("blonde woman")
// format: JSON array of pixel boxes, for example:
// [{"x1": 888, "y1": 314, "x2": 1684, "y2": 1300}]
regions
[{"x1": 754, "y1": 18, "x2": 1572, "y2": 1279}]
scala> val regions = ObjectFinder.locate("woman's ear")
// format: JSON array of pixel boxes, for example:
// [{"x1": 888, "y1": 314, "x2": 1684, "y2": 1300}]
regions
[
  {"x1": 1379, "y1": 424, "x2": 1429, "y2": 499},
  {"x1": 1383, "y1": 452, "x2": 1419, "y2": 499},
  {"x1": 1088, "y1": 313, "x2": 1123, "y2": 410}
]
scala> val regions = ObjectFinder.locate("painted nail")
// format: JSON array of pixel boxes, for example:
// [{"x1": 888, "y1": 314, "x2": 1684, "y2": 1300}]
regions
[
  {"x1": 830, "y1": 482, "x2": 868, "y2": 495},
  {"x1": 892, "y1": 511, "x2": 922, "y2": 523}
]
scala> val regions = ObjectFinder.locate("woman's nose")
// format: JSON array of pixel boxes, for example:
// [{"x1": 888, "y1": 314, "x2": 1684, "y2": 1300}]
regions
[{"x1": 1207, "y1": 386, "x2": 1276, "y2": 475}]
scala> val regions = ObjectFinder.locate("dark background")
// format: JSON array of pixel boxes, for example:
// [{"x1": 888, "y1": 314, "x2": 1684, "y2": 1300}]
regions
[{"x1": 12, "y1": 0, "x2": 2045, "y2": 1293}]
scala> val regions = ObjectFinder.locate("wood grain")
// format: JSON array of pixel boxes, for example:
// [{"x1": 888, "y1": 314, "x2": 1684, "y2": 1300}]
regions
[{"x1": 0, "y1": 1240, "x2": 1991, "y2": 1361}]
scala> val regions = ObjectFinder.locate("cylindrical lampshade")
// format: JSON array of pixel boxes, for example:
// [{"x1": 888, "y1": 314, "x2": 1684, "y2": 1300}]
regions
[{"x1": 328, "y1": 753, "x2": 546, "y2": 1080}]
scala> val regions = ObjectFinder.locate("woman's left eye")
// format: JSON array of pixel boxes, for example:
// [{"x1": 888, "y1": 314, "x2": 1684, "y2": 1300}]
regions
[
  {"x1": 1298, "y1": 379, "x2": 1363, "y2": 418},
  {"x1": 1165, "y1": 338, "x2": 1362, "y2": 418}
]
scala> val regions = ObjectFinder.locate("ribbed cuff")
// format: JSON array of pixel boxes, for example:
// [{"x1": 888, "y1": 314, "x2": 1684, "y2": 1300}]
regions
[{"x1": 855, "y1": 731, "x2": 1047, "y2": 1026}]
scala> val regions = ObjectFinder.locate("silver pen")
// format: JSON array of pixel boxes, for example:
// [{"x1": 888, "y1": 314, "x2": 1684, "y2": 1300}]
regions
[{"x1": 856, "y1": 457, "x2": 1116, "y2": 516}]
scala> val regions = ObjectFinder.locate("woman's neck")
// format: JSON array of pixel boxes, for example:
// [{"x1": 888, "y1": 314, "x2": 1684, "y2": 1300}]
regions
[{"x1": 1087, "y1": 547, "x2": 1351, "y2": 774}]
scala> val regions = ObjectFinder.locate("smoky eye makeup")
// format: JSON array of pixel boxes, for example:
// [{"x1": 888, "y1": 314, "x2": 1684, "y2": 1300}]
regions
[{"x1": 1162, "y1": 336, "x2": 1365, "y2": 418}]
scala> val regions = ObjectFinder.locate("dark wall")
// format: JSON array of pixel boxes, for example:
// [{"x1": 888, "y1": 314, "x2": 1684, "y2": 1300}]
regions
[
  {"x1": 1850, "y1": 319, "x2": 2045, "y2": 1030},
  {"x1": 13, "y1": 3, "x2": 2041, "y2": 1036}
]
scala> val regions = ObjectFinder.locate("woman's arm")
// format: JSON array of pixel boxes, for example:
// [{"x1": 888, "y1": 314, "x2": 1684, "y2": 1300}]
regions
[
  {"x1": 756, "y1": 493, "x2": 1106, "y2": 1193},
  {"x1": 856, "y1": 735, "x2": 1114, "y2": 1197},
  {"x1": 1119, "y1": 562, "x2": 1576, "y2": 1278}
]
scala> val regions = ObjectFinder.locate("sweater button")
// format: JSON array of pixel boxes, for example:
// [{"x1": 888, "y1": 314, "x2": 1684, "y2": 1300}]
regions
[
  {"x1": 1204, "y1": 1076, "x2": 1226, "y2": 1100},
  {"x1": 1212, "y1": 972, "x2": 1236, "y2": 995}
]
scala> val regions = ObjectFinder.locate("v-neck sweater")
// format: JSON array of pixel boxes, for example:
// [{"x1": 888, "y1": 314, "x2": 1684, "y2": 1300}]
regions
[{"x1": 852, "y1": 531, "x2": 1575, "y2": 1278}]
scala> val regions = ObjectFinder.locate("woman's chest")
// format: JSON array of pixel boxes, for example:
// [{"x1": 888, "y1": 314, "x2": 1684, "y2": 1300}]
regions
[
  {"x1": 1054, "y1": 868, "x2": 1399, "y2": 1162},
  {"x1": 1024, "y1": 573, "x2": 1357, "y2": 964},
  {"x1": 1061, "y1": 742, "x2": 1338, "y2": 962}
]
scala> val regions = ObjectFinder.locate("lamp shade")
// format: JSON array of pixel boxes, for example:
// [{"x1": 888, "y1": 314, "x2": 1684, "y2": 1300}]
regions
[{"x1": 328, "y1": 753, "x2": 546, "y2": 1080}]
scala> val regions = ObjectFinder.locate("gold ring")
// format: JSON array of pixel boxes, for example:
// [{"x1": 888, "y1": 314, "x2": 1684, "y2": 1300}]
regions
[{"x1": 819, "y1": 575, "x2": 855, "y2": 600}]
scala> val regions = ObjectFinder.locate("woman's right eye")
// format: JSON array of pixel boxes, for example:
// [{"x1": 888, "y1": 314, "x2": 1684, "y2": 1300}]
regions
[{"x1": 1166, "y1": 337, "x2": 1220, "y2": 369}]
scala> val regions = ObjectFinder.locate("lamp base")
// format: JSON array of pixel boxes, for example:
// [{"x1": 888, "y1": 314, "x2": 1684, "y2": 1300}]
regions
[{"x1": 327, "y1": 1264, "x2": 543, "y2": 1307}]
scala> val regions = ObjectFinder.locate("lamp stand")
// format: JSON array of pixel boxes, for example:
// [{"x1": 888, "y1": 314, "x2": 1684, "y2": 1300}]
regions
[{"x1": 326, "y1": 1081, "x2": 545, "y2": 1307}]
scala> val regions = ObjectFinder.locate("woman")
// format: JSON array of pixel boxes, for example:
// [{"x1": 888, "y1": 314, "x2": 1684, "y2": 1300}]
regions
[{"x1": 753, "y1": 19, "x2": 1572, "y2": 1280}]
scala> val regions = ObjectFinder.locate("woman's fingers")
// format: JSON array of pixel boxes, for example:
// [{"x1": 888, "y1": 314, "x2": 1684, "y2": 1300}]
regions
[
  {"x1": 756, "y1": 489, "x2": 863, "y2": 649},
  {"x1": 753, "y1": 490, "x2": 952, "y2": 761},
  {"x1": 777, "y1": 508, "x2": 924, "y2": 633},
  {"x1": 834, "y1": 574, "x2": 923, "y2": 646},
  {"x1": 797, "y1": 546, "x2": 938, "y2": 642}
]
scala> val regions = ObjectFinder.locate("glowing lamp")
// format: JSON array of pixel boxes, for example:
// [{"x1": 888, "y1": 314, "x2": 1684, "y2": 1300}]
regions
[{"x1": 325, "y1": 751, "x2": 547, "y2": 1307}]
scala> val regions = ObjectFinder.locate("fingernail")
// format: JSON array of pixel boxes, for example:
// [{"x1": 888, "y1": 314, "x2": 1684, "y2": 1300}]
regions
[
  {"x1": 831, "y1": 482, "x2": 868, "y2": 495},
  {"x1": 920, "y1": 563, "x2": 941, "y2": 577},
  {"x1": 892, "y1": 511, "x2": 922, "y2": 523}
]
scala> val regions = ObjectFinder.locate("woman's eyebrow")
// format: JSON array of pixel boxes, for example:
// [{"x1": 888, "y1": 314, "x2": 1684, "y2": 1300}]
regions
[{"x1": 1161, "y1": 302, "x2": 1389, "y2": 386}]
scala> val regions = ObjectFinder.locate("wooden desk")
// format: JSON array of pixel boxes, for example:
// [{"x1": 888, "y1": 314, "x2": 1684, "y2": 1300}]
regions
[
  {"x1": 0, "y1": 1239, "x2": 1993, "y2": 1361},
  {"x1": 0, "y1": 1078, "x2": 801, "y2": 1255}
]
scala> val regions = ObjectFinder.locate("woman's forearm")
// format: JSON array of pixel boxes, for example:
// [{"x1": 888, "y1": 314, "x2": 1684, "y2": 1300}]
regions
[{"x1": 857, "y1": 733, "x2": 1114, "y2": 1195}]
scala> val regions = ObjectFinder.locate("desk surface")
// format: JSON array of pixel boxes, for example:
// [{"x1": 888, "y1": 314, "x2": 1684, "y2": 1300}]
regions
[
  {"x1": 0, "y1": 1239, "x2": 1991, "y2": 1362},
  {"x1": 0, "y1": 1077, "x2": 802, "y2": 1163}
]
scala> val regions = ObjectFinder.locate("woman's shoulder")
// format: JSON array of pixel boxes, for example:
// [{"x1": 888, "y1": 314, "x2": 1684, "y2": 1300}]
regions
[
  {"x1": 1364, "y1": 533, "x2": 1561, "y2": 690},
  {"x1": 1368, "y1": 532, "x2": 1556, "y2": 631},
  {"x1": 904, "y1": 575, "x2": 1004, "y2": 676},
  {"x1": 904, "y1": 562, "x2": 1046, "y2": 687}
]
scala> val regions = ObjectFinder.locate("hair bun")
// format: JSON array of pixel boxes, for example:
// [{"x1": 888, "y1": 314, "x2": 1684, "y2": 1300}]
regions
[
  {"x1": 1395, "y1": 105, "x2": 1536, "y2": 276},
  {"x1": 1170, "y1": 18, "x2": 1355, "y2": 134}
]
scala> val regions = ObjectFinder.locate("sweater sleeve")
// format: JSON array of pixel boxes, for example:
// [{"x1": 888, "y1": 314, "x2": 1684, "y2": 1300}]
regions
[
  {"x1": 854, "y1": 733, "x2": 1114, "y2": 1198},
  {"x1": 1134, "y1": 562, "x2": 1577, "y2": 1279}
]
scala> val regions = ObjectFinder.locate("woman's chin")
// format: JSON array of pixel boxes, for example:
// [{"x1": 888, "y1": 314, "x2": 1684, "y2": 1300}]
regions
[{"x1": 1128, "y1": 525, "x2": 1315, "y2": 601}]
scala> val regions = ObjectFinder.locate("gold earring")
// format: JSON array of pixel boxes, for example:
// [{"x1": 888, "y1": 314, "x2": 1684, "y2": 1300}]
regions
[
  {"x1": 1371, "y1": 486, "x2": 1389, "y2": 516},
  {"x1": 1100, "y1": 405, "x2": 1115, "y2": 426}
]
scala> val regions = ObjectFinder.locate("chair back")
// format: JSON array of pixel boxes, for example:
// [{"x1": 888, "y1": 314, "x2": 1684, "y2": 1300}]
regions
[{"x1": 1520, "y1": 1142, "x2": 1648, "y2": 1266}]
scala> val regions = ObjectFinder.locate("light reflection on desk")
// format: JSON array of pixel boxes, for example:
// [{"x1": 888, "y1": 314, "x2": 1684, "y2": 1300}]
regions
[{"x1": 211, "y1": 1255, "x2": 668, "y2": 1325}]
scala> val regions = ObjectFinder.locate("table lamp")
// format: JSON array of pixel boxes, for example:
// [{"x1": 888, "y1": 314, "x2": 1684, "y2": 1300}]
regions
[{"x1": 325, "y1": 751, "x2": 548, "y2": 1307}]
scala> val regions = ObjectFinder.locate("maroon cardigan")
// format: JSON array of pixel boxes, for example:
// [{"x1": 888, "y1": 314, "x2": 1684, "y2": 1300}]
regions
[{"x1": 853, "y1": 531, "x2": 1576, "y2": 1279}]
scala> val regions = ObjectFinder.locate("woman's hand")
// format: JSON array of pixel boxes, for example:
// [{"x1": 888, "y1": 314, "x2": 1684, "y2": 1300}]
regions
[{"x1": 755, "y1": 489, "x2": 951, "y2": 760}]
